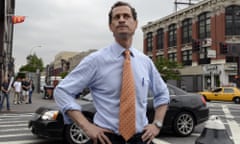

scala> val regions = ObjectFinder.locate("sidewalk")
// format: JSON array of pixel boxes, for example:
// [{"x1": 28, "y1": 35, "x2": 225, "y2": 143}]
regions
[{"x1": 0, "y1": 92, "x2": 56, "y2": 113}]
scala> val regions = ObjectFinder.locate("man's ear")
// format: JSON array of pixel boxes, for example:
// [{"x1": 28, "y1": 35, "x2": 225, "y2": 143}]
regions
[{"x1": 109, "y1": 23, "x2": 113, "y2": 32}]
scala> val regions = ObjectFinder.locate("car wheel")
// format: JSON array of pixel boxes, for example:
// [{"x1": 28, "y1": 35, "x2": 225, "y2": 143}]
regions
[
  {"x1": 173, "y1": 112, "x2": 195, "y2": 136},
  {"x1": 65, "y1": 122, "x2": 90, "y2": 144},
  {"x1": 234, "y1": 97, "x2": 240, "y2": 104}
]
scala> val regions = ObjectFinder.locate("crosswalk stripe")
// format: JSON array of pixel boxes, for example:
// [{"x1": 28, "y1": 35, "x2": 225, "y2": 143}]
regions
[
  {"x1": 222, "y1": 105, "x2": 240, "y2": 144},
  {"x1": 0, "y1": 133, "x2": 33, "y2": 138},
  {"x1": 0, "y1": 120, "x2": 27, "y2": 124},
  {"x1": 0, "y1": 114, "x2": 32, "y2": 118},
  {"x1": 0, "y1": 127, "x2": 29, "y2": 132},
  {"x1": 0, "y1": 123, "x2": 27, "y2": 127},
  {"x1": 0, "y1": 139, "x2": 46, "y2": 144}
]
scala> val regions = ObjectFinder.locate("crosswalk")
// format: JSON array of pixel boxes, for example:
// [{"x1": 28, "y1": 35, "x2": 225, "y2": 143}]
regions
[
  {"x1": 207, "y1": 102, "x2": 240, "y2": 144},
  {"x1": 0, "y1": 112, "x2": 171, "y2": 144},
  {"x1": 0, "y1": 113, "x2": 49, "y2": 144},
  {"x1": 1, "y1": 103, "x2": 239, "y2": 144}
]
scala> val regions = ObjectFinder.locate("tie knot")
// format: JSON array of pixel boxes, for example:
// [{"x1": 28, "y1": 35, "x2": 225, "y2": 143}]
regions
[{"x1": 124, "y1": 50, "x2": 131, "y2": 60}]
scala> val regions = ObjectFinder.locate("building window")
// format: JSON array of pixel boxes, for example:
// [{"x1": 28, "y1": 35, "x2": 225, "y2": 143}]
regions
[
  {"x1": 182, "y1": 50, "x2": 192, "y2": 66},
  {"x1": 168, "y1": 53, "x2": 177, "y2": 62},
  {"x1": 168, "y1": 24, "x2": 177, "y2": 47},
  {"x1": 199, "y1": 47, "x2": 210, "y2": 64},
  {"x1": 225, "y1": 5, "x2": 240, "y2": 35},
  {"x1": 182, "y1": 18, "x2": 192, "y2": 44},
  {"x1": 157, "y1": 28, "x2": 164, "y2": 50},
  {"x1": 147, "y1": 32, "x2": 153, "y2": 53},
  {"x1": 198, "y1": 12, "x2": 211, "y2": 39},
  {"x1": 156, "y1": 55, "x2": 164, "y2": 60}
]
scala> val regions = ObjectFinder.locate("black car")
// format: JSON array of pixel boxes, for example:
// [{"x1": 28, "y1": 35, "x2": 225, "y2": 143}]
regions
[{"x1": 29, "y1": 84, "x2": 209, "y2": 144}]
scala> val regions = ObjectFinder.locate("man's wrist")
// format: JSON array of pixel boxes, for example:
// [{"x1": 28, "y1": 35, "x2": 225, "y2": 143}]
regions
[{"x1": 153, "y1": 120, "x2": 163, "y2": 129}]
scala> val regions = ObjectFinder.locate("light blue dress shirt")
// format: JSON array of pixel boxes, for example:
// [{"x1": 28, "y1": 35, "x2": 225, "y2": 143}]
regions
[{"x1": 54, "y1": 42, "x2": 170, "y2": 134}]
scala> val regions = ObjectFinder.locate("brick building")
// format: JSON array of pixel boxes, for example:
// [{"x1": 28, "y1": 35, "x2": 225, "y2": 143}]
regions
[{"x1": 142, "y1": 0, "x2": 240, "y2": 92}]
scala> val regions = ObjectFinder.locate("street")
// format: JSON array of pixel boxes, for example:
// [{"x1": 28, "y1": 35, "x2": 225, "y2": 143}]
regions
[{"x1": 0, "y1": 92, "x2": 240, "y2": 144}]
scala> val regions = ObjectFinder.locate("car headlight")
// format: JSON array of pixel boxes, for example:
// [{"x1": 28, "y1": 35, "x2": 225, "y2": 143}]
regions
[{"x1": 41, "y1": 110, "x2": 59, "y2": 120}]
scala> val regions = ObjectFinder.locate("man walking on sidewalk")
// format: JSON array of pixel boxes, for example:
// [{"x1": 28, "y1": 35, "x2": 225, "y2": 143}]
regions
[{"x1": 0, "y1": 78, "x2": 11, "y2": 111}]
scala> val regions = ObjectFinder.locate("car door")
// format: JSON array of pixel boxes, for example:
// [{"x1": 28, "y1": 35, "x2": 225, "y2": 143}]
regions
[
  {"x1": 218, "y1": 87, "x2": 235, "y2": 101},
  {"x1": 208, "y1": 88, "x2": 222, "y2": 100}
]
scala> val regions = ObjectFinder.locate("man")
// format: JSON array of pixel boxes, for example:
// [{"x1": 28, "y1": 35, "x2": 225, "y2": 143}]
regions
[
  {"x1": 13, "y1": 77, "x2": 22, "y2": 104},
  {"x1": 54, "y1": 1, "x2": 169, "y2": 144},
  {"x1": 22, "y1": 78, "x2": 30, "y2": 104},
  {"x1": 0, "y1": 78, "x2": 11, "y2": 111}
]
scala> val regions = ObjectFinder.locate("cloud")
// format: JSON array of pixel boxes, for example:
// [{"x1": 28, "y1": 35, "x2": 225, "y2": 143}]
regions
[{"x1": 13, "y1": 0, "x2": 174, "y2": 72}]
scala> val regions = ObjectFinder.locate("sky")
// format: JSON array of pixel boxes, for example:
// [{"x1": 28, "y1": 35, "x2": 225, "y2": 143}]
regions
[{"x1": 13, "y1": 0, "x2": 178, "y2": 72}]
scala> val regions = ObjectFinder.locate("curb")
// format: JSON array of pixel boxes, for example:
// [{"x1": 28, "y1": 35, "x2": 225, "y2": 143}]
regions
[{"x1": 153, "y1": 138, "x2": 171, "y2": 144}]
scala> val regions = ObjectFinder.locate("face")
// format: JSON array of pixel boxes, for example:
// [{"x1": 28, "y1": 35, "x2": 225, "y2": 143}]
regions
[{"x1": 109, "y1": 6, "x2": 138, "y2": 40}]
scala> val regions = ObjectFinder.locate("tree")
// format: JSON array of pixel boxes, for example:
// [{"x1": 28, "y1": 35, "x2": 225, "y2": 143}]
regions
[
  {"x1": 19, "y1": 53, "x2": 44, "y2": 72},
  {"x1": 154, "y1": 57, "x2": 182, "y2": 81}
]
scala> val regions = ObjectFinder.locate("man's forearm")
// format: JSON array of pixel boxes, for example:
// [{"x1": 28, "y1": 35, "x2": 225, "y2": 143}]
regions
[
  {"x1": 153, "y1": 104, "x2": 168, "y2": 122},
  {"x1": 67, "y1": 110, "x2": 92, "y2": 131}
]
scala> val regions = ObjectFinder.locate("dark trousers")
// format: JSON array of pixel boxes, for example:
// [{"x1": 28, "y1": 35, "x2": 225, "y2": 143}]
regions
[
  {"x1": 86, "y1": 132, "x2": 154, "y2": 144},
  {"x1": 0, "y1": 93, "x2": 10, "y2": 110}
]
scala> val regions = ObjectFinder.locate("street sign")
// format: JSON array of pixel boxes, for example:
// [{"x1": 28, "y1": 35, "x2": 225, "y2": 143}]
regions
[{"x1": 207, "y1": 49, "x2": 216, "y2": 58}]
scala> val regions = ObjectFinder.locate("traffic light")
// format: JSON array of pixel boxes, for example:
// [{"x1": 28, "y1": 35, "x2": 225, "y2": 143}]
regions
[
  {"x1": 192, "y1": 39, "x2": 201, "y2": 52},
  {"x1": 219, "y1": 42, "x2": 228, "y2": 54}
]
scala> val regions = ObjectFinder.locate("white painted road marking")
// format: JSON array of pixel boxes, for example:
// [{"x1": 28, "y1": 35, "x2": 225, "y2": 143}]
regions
[{"x1": 222, "y1": 105, "x2": 240, "y2": 144}]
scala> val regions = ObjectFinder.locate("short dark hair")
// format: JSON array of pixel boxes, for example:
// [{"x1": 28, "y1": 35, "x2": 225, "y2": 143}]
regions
[{"x1": 108, "y1": 1, "x2": 137, "y2": 24}]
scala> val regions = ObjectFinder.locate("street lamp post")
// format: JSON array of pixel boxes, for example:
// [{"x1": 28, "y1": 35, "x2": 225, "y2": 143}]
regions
[
  {"x1": 29, "y1": 45, "x2": 42, "y2": 55},
  {"x1": 28, "y1": 45, "x2": 43, "y2": 93}
]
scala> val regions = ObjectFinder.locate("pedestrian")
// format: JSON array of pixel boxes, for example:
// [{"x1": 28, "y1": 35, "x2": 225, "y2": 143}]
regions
[
  {"x1": 0, "y1": 78, "x2": 11, "y2": 111},
  {"x1": 54, "y1": 1, "x2": 170, "y2": 144},
  {"x1": 22, "y1": 78, "x2": 30, "y2": 104},
  {"x1": 28, "y1": 79, "x2": 35, "y2": 104},
  {"x1": 13, "y1": 77, "x2": 22, "y2": 104}
]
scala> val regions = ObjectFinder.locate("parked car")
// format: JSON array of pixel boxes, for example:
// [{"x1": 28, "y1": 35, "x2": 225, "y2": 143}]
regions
[
  {"x1": 199, "y1": 86, "x2": 240, "y2": 104},
  {"x1": 29, "y1": 84, "x2": 209, "y2": 144}
]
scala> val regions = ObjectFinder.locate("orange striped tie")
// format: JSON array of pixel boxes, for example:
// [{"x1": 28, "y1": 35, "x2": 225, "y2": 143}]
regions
[{"x1": 119, "y1": 50, "x2": 136, "y2": 141}]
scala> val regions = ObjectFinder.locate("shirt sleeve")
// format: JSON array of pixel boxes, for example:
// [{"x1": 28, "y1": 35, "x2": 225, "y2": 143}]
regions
[
  {"x1": 54, "y1": 56, "x2": 97, "y2": 124},
  {"x1": 149, "y1": 61, "x2": 170, "y2": 108}
]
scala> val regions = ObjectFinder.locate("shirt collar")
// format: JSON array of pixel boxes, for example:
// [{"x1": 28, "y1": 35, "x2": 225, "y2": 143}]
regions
[{"x1": 111, "y1": 42, "x2": 135, "y2": 58}]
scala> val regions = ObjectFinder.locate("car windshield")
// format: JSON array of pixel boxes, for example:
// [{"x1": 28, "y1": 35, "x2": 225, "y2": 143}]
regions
[{"x1": 167, "y1": 84, "x2": 188, "y2": 96}]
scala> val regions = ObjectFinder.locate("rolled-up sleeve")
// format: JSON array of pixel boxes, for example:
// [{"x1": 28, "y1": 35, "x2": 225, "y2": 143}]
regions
[
  {"x1": 54, "y1": 56, "x2": 97, "y2": 124},
  {"x1": 149, "y1": 61, "x2": 170, "y2": 108}
]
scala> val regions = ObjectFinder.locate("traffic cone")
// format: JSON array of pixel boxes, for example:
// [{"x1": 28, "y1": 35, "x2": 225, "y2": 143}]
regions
[{"x1": 195, "y1": 115, "x2": 233, "y2": 144}]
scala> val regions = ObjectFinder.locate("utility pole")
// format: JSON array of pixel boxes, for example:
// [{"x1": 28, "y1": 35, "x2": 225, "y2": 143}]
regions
[{"x1": 174, "y1": 0, "x2": 200, "y2": 11}]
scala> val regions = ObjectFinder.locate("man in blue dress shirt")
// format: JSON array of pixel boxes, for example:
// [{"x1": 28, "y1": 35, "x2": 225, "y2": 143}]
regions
[{"x1": 54, "y1": 1, "x2": 170, "y2": 144}]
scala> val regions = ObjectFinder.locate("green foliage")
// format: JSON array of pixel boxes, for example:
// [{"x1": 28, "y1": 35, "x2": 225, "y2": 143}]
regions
[
  {"x1": 154, "y1": 57, "x2": 182, "y2": 81},
  {"x1": 19, "y1": 53, "x2": 44, "y2": 72},
  {"x1": 59, "y1": 71, "x2": 68, "y2": 79}
]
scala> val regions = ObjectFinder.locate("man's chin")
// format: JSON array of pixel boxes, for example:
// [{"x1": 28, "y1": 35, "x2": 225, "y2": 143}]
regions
[{"x1": 115, "y1": 33, "x2": 132, "y2": 40}]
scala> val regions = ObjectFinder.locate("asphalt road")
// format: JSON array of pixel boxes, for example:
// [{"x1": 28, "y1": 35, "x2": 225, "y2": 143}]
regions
[{"x1": 1, "y1": 92, "x2": 239, "y2": 144}]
